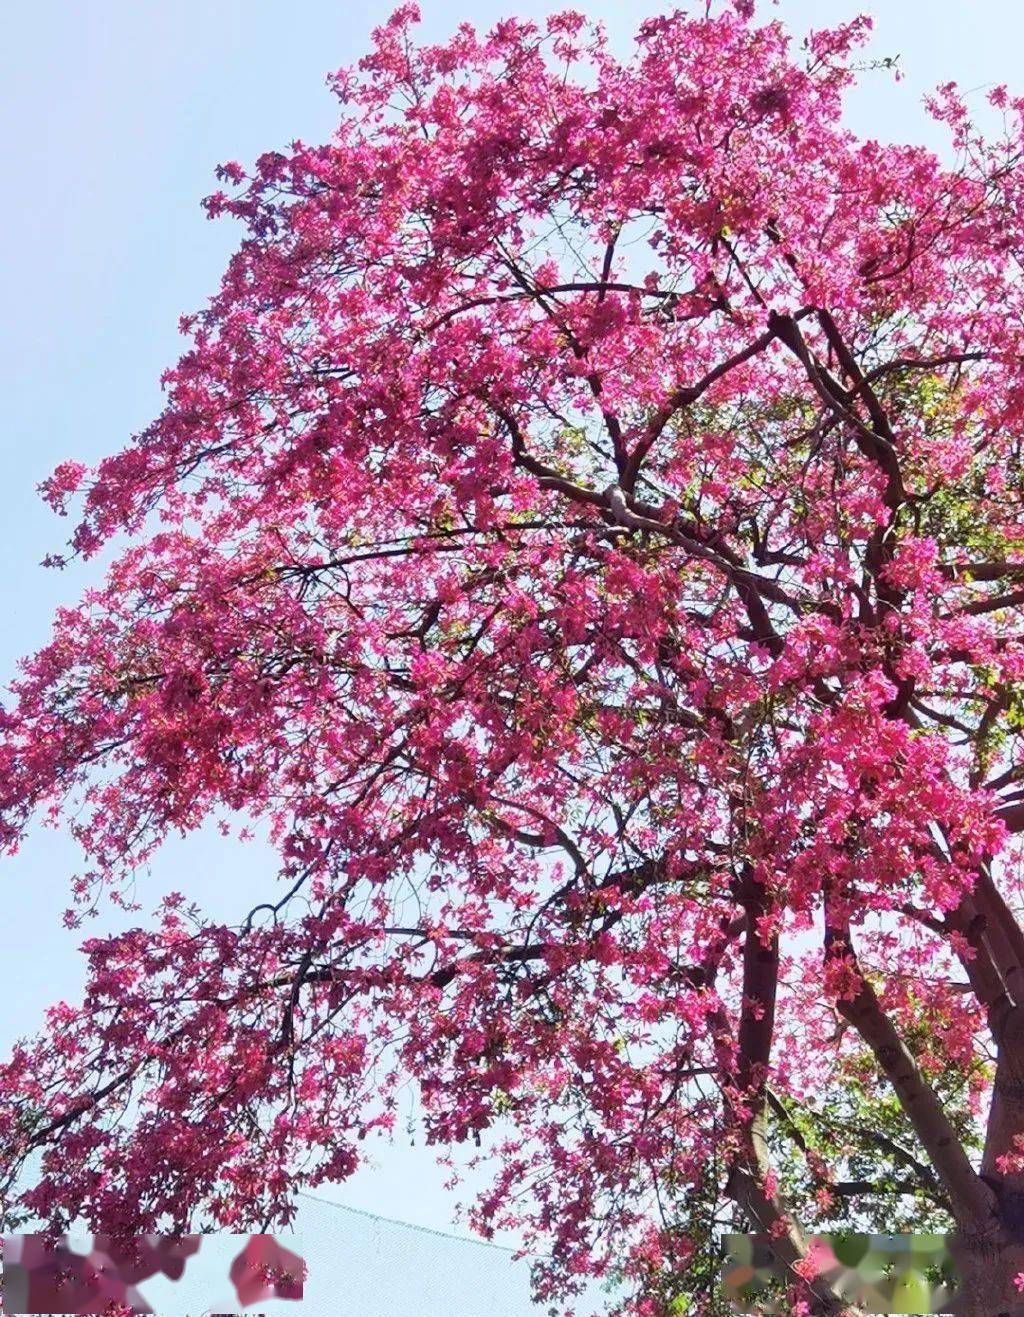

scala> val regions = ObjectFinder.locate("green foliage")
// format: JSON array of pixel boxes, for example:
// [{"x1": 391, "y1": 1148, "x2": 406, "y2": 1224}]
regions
[{"x1": 767, "y1": 1035, "x2": 985, "y2": 1240}]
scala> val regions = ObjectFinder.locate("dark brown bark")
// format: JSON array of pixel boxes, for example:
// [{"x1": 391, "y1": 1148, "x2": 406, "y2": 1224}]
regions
[{"x1": 726, "y1": 879, "x2": 862, "y2": 1315}]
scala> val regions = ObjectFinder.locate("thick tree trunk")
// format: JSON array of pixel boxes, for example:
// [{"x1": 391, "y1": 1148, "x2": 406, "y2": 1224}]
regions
[
  {"x1": 960, "y1": 1010, "x2": 1024, "y2": 1314},
  {"x1": 949, "y1": 1232, "x2": 1024, "y2": 1316},
  {"x1": 944, "y1": 1095, "x2": 1024, "y2": 1315}
]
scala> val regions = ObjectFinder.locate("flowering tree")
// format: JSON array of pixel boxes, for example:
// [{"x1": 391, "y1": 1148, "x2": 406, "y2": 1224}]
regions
[{"x1": 7, "y1": 3, "x2": 1024, "y2": 1312}]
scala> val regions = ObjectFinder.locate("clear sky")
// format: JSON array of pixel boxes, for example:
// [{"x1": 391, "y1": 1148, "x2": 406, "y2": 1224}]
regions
[{"x1": 2, "y1": 0, "x2": 1023, "y2": 1296}]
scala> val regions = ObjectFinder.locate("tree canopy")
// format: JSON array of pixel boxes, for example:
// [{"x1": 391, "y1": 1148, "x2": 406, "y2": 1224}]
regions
[{"x1": 7, "y1": 4, "x2": 1024, "y2": 1313}]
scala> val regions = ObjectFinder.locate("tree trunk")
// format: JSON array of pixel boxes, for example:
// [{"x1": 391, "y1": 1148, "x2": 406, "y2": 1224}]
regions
[
  {"x1": 960, "y1": 1010, "x2": 1024, "y2": 1314},
  {"x1": 949, "y1": 1232, "x2": 1024, "y2": 1316}
]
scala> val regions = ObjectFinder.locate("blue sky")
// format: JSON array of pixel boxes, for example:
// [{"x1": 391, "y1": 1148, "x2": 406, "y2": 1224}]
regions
[{"x1": 2, "y1": 0, "x2": 1023, "y2": 1287}]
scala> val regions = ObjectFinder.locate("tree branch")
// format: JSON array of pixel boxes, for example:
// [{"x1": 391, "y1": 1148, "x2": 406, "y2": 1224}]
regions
[{"x1": 823, "y1": 905, "x2": 995, "y2": 1227}]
